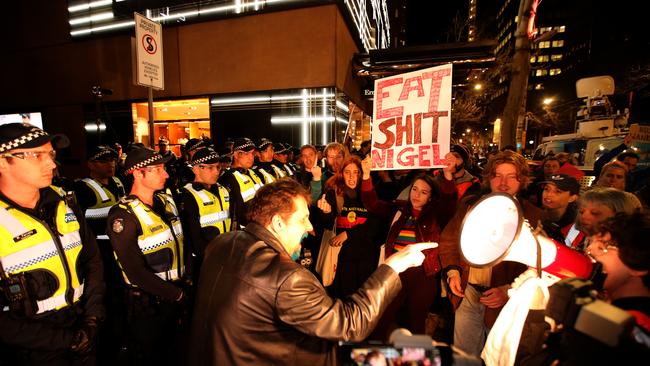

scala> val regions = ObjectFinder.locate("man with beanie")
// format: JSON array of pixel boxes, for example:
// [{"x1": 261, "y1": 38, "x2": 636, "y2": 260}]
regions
[{"x1": 0, "y1": 123, "x2": 105, "y2": 364}]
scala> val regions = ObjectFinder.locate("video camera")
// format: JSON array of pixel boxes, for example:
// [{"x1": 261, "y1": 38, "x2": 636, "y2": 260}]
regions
[{"x1": 545, "y1": 278, "x2": 633, "y2": 347}]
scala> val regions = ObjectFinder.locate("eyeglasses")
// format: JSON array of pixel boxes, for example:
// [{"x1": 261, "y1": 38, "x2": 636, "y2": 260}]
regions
[
  {"x1": 586, "y1": 238, "x2": 618, "y2": 257},
  {"x1": 1, "y1": 150, "x2": 56, "y2": 162},
  {"x1": 198, "y1": 164, "x2": 219, "y2": 171}
]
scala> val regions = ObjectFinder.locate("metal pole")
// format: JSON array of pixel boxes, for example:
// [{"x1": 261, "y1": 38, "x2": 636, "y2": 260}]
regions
[{"x1": 148, "y1": 86, "x2": 155, "y2": 147}]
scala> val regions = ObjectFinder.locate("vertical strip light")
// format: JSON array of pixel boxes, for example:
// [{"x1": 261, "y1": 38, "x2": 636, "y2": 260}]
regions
[
  {"x1": 302, "y1": 89, "x2": 309, "y2": 146},
  {"x1": 322, "y1": 88, "x2": 328, "y2": 145}
]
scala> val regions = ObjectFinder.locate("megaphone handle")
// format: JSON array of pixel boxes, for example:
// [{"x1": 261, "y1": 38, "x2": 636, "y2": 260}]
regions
[{"x1": 531, "y1": 221, "x2": 544, "y2": 278}]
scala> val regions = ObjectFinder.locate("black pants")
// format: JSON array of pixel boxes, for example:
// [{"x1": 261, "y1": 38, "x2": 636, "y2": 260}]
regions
[
  {"x1": 0, "y1": 306, "x2": 95, "y2": 366},
  {"x1": 123, "y1": 289, "x2": 186, "y2": 366}
]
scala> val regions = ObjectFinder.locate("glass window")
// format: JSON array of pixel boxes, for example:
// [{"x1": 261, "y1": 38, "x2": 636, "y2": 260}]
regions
[
  {"x1": 536, "y1": 69, "x2": 548, "y2": 76},
  {"x1": 552, "y1": 40, "x2": 564, "y2": 47},
  {"x1": 550, "y1": 68, "x2": 562, "y2": 76},
  {"x1": 551, "y1": 54, "x2": 563, "y2": 61},
  {"x1": 538, "y1": 55, "x2": 549, "y2": 62},
  {"x1": 539, "y1": 41, "x2": 550, "y2": 49}
]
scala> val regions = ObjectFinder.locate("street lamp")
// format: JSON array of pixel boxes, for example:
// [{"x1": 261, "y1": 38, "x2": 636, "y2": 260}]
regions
[{"x1": 543, "y1": 97, "x2": 554, "y2": 106}]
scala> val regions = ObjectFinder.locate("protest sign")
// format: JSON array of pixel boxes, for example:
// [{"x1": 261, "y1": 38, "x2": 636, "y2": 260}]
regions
[{"x1": 371, "y1": 64, "x2": 452, "y2": 170}]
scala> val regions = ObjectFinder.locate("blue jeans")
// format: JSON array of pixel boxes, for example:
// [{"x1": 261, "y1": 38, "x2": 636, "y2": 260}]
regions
[{"x1": 453, "y1": 284, "x2": 489, "y2": 357}]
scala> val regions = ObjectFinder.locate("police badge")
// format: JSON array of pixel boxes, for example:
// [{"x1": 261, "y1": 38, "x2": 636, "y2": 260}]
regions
[{"x1": 112, "y1": 218, "x2": 124, "y2": 233}]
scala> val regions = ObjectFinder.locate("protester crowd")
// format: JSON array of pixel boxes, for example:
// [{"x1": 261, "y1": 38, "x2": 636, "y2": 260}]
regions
[{"x1": 0, "y1": 122, "x2": 648, "y2": 365}]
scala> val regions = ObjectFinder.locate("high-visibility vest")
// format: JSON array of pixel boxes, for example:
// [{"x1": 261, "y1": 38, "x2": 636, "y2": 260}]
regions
[
  {"x1": 80, "y1": 177, "x2": 125, "y2": 220},
  {"x1": 0, "y1": 187, "x2": 84, "y2": 314},
  {"x1": 183, "y1": 183, "x2": 231, "y2": 234},
  {"x1": 255, "y1": 167, "x2": 276, "y2": 184},
  {"x1": 283, "y1": 163, "x2": 295, "y2": 177},
  {"x1": 80, "y1": 177, "x2": 124, "y2": 240},
  {"x1": 232, "y1": 170, "x2": 263, "y2": 203},
  {"x1": 116, "y1": 196, "x2": 185, "y2": 285},
  {"x1": 270, "y1": 164, "x2": 287, "y2": 179}
]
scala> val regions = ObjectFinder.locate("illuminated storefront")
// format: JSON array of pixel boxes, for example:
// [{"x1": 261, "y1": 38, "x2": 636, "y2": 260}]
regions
[{"x1": 131, "y1": 98, "x2": 210, "y2": 155}]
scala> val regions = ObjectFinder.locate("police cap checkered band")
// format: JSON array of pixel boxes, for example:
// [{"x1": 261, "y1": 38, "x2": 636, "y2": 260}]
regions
[
  {"x1": 256, "y1": 138, "x2": 273, "y2": 150},
  {"x1": 186, "y1": 138, "x2": 207, "y2": 153},
  {"x1": 190, "y1": 148, "x2": 220, "y2": 166},
  {"x1": 0, "y1": 123, "x2": 70, "y2": 153},
  {"x1": 123, "y1": 147, "x2": 172, "y2": 173},
  {"x1": 88, "y1": 146, "x2": 118, "y2": 161},
  {"x1": 273, "y1": 142, "x2": 288, "y2": 154},
  {"x1": 233, "y1": 138, "x2": 255, "y2": 152}
]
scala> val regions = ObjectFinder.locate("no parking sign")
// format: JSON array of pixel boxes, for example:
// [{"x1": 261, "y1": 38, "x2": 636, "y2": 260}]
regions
[{"x1": 134, "y1": 12, "x2": 164, "y2": 90}]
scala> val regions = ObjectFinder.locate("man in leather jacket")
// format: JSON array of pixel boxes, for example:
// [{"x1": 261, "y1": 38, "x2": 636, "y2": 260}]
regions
[{"x1": 188, "y1": 178, "x2": 436, "y2": 365}]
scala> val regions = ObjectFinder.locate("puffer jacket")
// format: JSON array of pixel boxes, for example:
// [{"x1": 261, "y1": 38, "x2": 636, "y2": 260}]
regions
[{"x1": 188, "y1": 222, "x2": 402, "y2": 366}]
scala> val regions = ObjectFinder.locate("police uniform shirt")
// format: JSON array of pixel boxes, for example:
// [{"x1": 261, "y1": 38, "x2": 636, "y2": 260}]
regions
[
  {"x1": 0, "y1": 187, "x2": 105, "y2": 350},
  {"x1": 73, "y1": 176, "x2": 126, "y2": 236},
  {"x1": 178, "y1": 183, "x2": 232, "y2": 258},
  {"x1": 106, "y1": 195, "x2": 183, "y2": 301}
]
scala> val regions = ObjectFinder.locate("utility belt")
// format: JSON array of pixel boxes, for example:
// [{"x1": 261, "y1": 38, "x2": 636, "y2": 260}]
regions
[{"x1": 123, "y1": 280, "x2": 190, "y2": 314}]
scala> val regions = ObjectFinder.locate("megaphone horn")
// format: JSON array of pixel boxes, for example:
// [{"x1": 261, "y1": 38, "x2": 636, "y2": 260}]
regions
[{"x1": 459, "y1": 192, "x2": 594, "y2": 280}]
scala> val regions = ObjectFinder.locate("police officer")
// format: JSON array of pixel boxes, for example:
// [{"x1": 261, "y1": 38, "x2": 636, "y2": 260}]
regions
[
  {"x1": 217, "y1": 138, "x2": 263, "y2": 227},
  {"x1": 253, "y1": 138, "x2": 280, "y2": 183},
  {"x1": 74, "y1": 145, "x2": 126, "y2": 241},
  {"x1": 72, "y1": 145, "x2": 127, "y2": 362},
  {"x1": 0, "y1": 123, "x2": 105, "y2": 365},
  {"x1": 273, "y1": 142, "x2": 295, "y2": 177},
  {"x1": 178, "y1": 148, "x2": 233, "y2": 281},
  {"x1": 106, "y1": 147, "x2": 186, "y2": 366},
  {"x1": 175, "y1": 138, "x2": 210, "y2": 191}
]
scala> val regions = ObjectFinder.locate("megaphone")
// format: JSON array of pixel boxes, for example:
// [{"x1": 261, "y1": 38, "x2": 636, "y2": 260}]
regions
[{"x1": 460, "y1": 192, "x2": 595, "y2": 280}]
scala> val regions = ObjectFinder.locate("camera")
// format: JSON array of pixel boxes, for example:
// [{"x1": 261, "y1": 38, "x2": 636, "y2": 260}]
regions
[{"x1": 545, "y1": 278, "x2": 634, "y2": 347}]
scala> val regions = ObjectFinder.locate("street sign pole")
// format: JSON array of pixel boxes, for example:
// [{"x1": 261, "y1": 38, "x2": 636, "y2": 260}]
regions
[{"x1": 134, "y1": 12, "x2": 164, "y2": 147}]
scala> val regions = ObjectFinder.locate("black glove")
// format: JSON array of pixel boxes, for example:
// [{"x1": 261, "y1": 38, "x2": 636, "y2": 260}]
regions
[{"x1": 70, "y1": 317, "x2": 100, "y2": 356}]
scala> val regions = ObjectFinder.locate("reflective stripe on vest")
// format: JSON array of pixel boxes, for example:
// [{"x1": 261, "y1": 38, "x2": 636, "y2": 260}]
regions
[
  {"x1": 233, "y1": 170, "x2": 257, "y2": 202},
  {"x1": 183, "y1": 183, "x2": 231, "y2": 233},
  {"x1": 271, "y1": 164, "x2": 287, "y2": 178},
  {"x1": 249, "y1": 170, "x2": 263, "y2": 191},
  {"x1": 0, "y1": 190, "x2": 84, "y2": 314},
  {"x1": 81, "y1": 178, "x2": 119, "y2": 219},
  {"x1": 283, "y1": 164, "x2": 295, "y2": 176},
  {"x1": 122, "y1": 199, "x2": 185, "y2": 284},
  {"x1": 257, "y1": 168, "x2": 276, "y2": 184}
]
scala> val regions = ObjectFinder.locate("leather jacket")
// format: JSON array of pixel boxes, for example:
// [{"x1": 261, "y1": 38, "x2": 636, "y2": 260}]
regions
[{"x1": 188, "y1": 222, "x2": 402, "y2": 366}]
